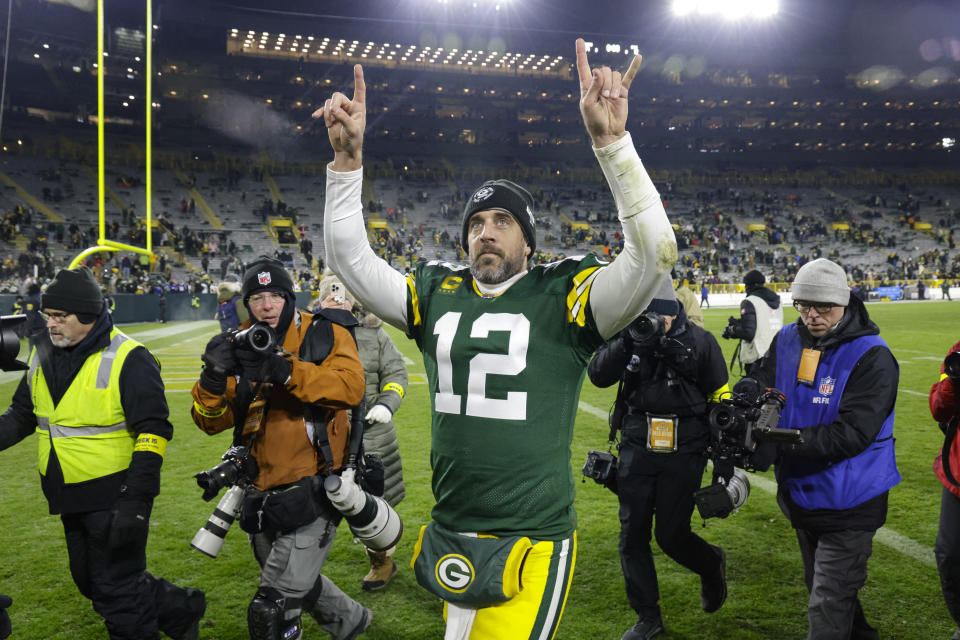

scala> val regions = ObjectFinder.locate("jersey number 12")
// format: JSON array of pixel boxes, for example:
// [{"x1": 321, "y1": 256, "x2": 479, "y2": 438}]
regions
[{"x1": 433, "y1": 311, "x2": 529, "y2": 420}]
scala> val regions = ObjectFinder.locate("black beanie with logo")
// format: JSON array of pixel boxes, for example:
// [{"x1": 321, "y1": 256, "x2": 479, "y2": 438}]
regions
[
  {"x1": 461, "y1": 179, "x2": 537, "y2": 251},
  {"x1": 241, "y1": 256, "x2": 295, "y2": 303}
]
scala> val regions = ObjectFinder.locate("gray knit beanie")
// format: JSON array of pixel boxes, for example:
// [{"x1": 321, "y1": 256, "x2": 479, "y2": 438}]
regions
[
  {"x1": 790, "y1": 258, "x2": 850, "y2": 306},
  {"x1": 646, "y1": 276, "x2": 680, "y2": 316}
]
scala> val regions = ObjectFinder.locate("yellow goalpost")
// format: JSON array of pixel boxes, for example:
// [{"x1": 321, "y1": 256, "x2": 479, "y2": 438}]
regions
[{"x1": 70, "y1": 0, "x2": 154, "y2": 269}]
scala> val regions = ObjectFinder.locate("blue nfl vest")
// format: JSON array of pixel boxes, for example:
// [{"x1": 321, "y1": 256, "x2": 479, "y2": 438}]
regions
[{"x1": 773, "y1": 324, "x2": 900, "y2": 510}]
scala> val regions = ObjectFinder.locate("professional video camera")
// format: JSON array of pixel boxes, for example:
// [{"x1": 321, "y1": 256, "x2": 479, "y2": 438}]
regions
[
  {"x1": 191, "y1": 445, "x2": 259, "y2": 558},
  {"x1": 721, "y1": 316, "x2": 741, "y2": 340},
  {"x1": 694, "y1": 386, "x2": 803, "y2": 519},
  {"x1": 0, "y1": 315, "x2": 27, "y2": 372},
  {"x1": 945, "y1": 351, "x2": 960, "y2": 381},
  {"x1": 707, "y1": 387, "x2": 800, "y2": 469}
]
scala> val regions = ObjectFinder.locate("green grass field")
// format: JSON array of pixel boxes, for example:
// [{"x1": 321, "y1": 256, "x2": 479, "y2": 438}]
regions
[{"x1": 0, "y1": 301, "x2": 956, "y2": 639}]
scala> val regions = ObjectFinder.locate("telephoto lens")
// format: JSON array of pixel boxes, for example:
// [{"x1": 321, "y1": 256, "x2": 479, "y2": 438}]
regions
[
  {"x1": 191, "y1": 485, "x2": 245, "y2": 558},
  {"x1": 324, "y1": 468, "x2": 403, "y2": 551},
  {"x1": 724, "y1": 469, "x2": 751, "y2": 510}
]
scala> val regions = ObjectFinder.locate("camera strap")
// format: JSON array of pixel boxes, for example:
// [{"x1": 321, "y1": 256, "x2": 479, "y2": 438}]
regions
[
  {"x1": 608, "y1": 378, "x2": 625, "y2": 443},
  {"x1": 310, "y1": 399, "x2": 366, "y2": 474},
  {"x1": 728, "y1": 340, "x2": 743, "y2": 375},
  {"x1": 232, "y1": 381, "x2": 271, "y2": 447}
]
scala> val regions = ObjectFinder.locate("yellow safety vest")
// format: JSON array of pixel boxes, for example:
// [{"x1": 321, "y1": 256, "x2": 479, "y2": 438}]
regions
[{"x1": 27, "y1": 328, "x2": 141, "y2": 484}]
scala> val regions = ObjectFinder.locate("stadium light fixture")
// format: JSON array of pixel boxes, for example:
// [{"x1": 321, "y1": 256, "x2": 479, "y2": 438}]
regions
[{"x1": 672, "y1": 0, "x2": 778, "y2": 19}]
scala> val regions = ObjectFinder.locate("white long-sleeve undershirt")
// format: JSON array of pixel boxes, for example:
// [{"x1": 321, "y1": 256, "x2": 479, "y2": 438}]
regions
[{"x1": 323, "y1": 131, "x2": 676, "y2": 339}]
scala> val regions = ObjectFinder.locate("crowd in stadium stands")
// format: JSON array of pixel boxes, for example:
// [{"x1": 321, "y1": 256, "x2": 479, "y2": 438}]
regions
[{"x1": 2, "y1": 150, "x2": 959, "y2": 301}]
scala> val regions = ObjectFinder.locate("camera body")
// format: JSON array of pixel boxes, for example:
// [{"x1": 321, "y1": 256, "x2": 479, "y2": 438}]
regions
[
  {"x1": 695, "y1": 468, "x2": 751, "y2": 519},
  {"x1": 582, "y1": 449, "x2": 617, "y2": 485},
  {"x1": 945, "y1": 351, "x2": 960, "y2": 381},
  {"x1": 721, "y1": 316, "x2": 741, "y2": 340},
  {"x1": 231, "y1": 322, "x2": 277, "y2": 354},
  {"x1": 0, "y1": 315, "x2": 27, "y2": 371},
  {"x1": 627, "y1": 312, "x2": 667, "y2": 345},
  {"x1": 194, "y1": 445, "x2": 258, "y2": 502}
]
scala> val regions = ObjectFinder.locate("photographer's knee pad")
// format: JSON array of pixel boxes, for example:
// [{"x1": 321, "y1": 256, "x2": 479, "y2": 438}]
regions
[{"x1": 248, "y1": 587, "x2": 302, "y2": 640}]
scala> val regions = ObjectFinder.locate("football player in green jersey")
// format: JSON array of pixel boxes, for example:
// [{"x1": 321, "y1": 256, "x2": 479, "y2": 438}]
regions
[{"x1": 316, "y1": 38, "x2": 677, "y2": 640}]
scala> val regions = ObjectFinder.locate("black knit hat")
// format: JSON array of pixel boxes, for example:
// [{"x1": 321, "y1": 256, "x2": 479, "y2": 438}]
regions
[
  {"x1": 744, "y1": 270, "x2": 766, "y2": 288},
  {"x1": 461, "y1": 179, "x2": 536, "y2": 251},
  {"x1": 42, "y1": 266, "x2": 103, "y2": 320},
  {"x1": 241, "y1": 256, "x2": 295, "y2": 302}
]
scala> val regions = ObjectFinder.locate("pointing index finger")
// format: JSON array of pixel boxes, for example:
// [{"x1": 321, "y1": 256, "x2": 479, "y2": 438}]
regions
[
  {"x1": 575, "y1": 38, "x2": 592, "y2": 96},
  {"x1": 621, "y1": 54, "x2": 642, "y2": 92},
  {"x1": 352, "y1": 64, "x2": 366, "y2": 105}
]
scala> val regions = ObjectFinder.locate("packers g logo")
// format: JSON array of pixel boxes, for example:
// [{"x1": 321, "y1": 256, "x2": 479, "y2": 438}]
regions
[{"x1": 435, "y1": 554, "x2": 474, "y2": 593}]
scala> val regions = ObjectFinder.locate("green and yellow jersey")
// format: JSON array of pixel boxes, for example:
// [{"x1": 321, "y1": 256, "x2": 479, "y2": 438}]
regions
[{"x1": 405, "y1": 256, "x2": 607, "y2": 539}]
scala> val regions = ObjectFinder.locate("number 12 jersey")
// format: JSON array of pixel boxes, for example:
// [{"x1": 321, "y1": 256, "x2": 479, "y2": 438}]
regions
[{"x1": 405, "y1": 256, "x2": 607, "y2": 539}]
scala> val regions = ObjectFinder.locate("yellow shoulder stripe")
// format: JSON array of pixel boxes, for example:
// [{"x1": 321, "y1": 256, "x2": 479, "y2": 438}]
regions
[
  {"x1": 566, "y1": 266, "x2": 602, "y2": 327},
  {"x1": 406, "y1": 274, "x2": 421, "y2": 327}
]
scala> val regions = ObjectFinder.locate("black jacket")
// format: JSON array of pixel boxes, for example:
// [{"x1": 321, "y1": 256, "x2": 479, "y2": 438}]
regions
[
  {"x1": 0, "y1": 309, "x2": 173, "y2": 514},
  {"x1": 588, "y1": 309, "x2": 728, "y2": 453},
  {"x1": 751, "y1": 295, "x2": 898, "y2": 531}
]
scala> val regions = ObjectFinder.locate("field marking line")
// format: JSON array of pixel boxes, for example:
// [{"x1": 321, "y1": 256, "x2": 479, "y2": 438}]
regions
[
  {"x1": 122, "y1": 321, "x2": 218, "y2": 341},
  {"x1": 577, "y1": 400, "x2": 936, "y2": 568},
  {"x1": 896, "y1": 349, "x2": 945, "y2": 356},
  {"x1": 900, "y1": 389, "x2": 927, "y2": 397}
]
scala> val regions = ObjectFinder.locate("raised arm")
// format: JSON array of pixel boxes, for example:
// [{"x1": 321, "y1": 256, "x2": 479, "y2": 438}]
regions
[
  {"x1": 574, "y1": 38, "x2": 677, "y2": 339},
  {"x1": 314, "y1": 65, "x2": 408, "y2": 330}
]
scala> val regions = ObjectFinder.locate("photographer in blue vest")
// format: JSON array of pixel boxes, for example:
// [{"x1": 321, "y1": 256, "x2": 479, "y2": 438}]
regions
[{"x1": 750, "y1": 258, "x2": 900, "y2": 640}]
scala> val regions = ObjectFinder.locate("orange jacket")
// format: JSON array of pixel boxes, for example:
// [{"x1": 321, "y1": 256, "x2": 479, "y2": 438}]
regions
[{"x1": 192, "y1": 310, "x2": 365, "y2": 490}]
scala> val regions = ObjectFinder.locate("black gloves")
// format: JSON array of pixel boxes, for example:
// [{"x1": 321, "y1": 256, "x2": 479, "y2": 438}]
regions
[
  {"x1": 0, "y1": 594, "x2": 11, "y2": 640},
  {"x1": 721, "y1": 317, "x2": 741, "y2": 340},
  {"x1": 200, "y1": 333, "x2": 239, "y2": 394},
  {"x1": 108, "y1": 498, "x2": 153, "y2": 549},
  {"x1": 237, "y1": 349, "x2": 292, "y2": 385}
]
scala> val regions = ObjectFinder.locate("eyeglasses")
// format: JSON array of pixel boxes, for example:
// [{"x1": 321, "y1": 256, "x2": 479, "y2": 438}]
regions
[
  {"x1": 248, "y1": 292, "x2": 284, "y2": 307},
  {"x1": 793, "y1": 300, "x2": 836, "y2": 315},
  {"x1": 40, "y1": 311, "x2": 74, "y2": 324}
]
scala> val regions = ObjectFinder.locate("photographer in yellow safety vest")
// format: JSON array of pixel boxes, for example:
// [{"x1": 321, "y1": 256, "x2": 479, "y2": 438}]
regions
[{"x1": 0, "y1": 266, "x2": 206, "y2": 640}]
